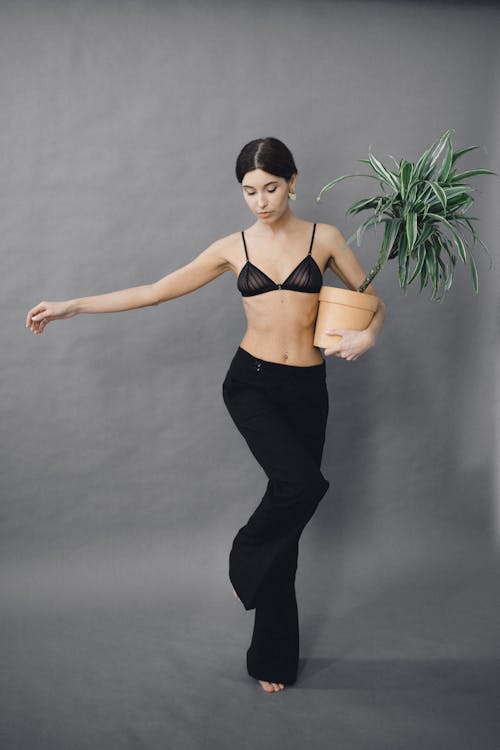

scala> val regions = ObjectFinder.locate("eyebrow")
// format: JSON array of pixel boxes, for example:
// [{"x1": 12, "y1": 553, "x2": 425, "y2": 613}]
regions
[{"x1": 242, "y1": 180, "x2": 278, "y2": 189}]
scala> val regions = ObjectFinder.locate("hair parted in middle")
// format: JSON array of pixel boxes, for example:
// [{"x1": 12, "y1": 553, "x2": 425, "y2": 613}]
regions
[{"x1": 235, "y1": 137, "x2": 298, "y2": 184}]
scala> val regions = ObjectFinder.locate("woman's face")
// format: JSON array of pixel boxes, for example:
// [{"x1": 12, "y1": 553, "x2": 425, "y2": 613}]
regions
[{"x1": 241, "y1": 169, "x2": 296, "y2": 222}]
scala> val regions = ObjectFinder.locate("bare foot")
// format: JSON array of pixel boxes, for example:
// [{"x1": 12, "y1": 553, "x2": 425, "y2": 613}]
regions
[
  {"x1": 258, "y1": 680, "x2": 285, "y2": 692},
  {"x1": 231, "y1": 588, "x2": 284, "y2": 691}
]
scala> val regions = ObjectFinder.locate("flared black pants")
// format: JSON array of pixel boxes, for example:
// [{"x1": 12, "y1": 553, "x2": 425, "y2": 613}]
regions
[{"x1": 222, "y1": 346, "x2": 330, "y2": 685}]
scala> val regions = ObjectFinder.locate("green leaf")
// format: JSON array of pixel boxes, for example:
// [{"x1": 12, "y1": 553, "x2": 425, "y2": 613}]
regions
[
  {"x1": 425, "y1": 244, "x2": 439, "y2": 298},
  {"x1": 443, "y1": 255, "x2": 454, "y2": 292},
  {"x1": 436, "y1": 252, "x2": 448, "y2": 300},
  {"x1": 427, "y1": 212, "x2": 468, "y2": 263},
  {"x1": 419, "y1": 266, "x2": 429, "y2": 292},
  {"x1": 399, "y1": 161, "x2": 413, "y2": 201},
  {"x1": 454, "y1": 216, "x2": 478, "y2": 243},
  {"x1": 469, "y1": 251, "x2": 479, "y2": 293},
  {"x1": 315, "y1": 172, "x2": 385, "y2": 202},
  {"x1": 423, "y1": 130, "x2": 453, "y2": 181},
  {"x1": 418, "y1": 223, "x2": 434, "y2": 246},
  {"x1": 448, "y1": 195, "x2": 474, "y2": 213},
  {"x1": 451, "y1": 169, "x2": 496, "y2": 182},
  {"x1": 424, "y1": 180, "x2": 447, "y2": 210},
  {"x1": 444, "y1": 185, "x2": 475, "y2": 199},
  {"x1": 380, "y1": 218, "x2": 402, "y2": 264},
  {"x1": 408, "y1": 242, "x2": 427, "y2": 284},
  {"x1": 437, "y1": 135, "x2": 454, "y2": 183},
  {"x1": 413, "y1": 131, "x2": 451, "y2": 182},
  {"x1": 406, "y1": 212, "x2": 418, "y2": 254},
  {"x1": 356, "y1": 215, "x2": 379, "y2": 245},
  {"x1": 346, "y1": 197, "x2": 381, "y2": 214},
  {"x1": 451, "y1": 145, "x2": 480, "y2": 165},
  {"x1": 398, "y1": 247, "x2": 410, "y2": 289},
  {"x1": 367, "y1": 152, "x2": 399, "y2": 190}
]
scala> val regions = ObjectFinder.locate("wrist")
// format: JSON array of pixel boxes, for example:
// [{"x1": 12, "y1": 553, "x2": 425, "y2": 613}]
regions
[{"x1": 67, "y1": 299, "x2": 81, "y2": 315}]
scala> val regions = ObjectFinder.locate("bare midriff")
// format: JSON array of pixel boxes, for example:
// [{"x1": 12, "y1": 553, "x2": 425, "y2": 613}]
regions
[{"x1": 239, "y1": 289, "x2": 324, "y2": 366}]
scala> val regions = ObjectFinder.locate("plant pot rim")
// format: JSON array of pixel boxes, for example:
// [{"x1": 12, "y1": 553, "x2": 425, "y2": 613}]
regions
[{"x1": 318, "y1": 285, "x2": 379, "y2": 312}]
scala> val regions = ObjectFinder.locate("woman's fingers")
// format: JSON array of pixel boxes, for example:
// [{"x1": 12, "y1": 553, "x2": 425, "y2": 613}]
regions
[
  {"x1": 324, "y1": 329, "x2": 374, "y2": 360},
  {"x1": 26, "y1": 303, "x2": 46, "y2": 326},
  {"x1": 324, "y1": 347, "x2": 345, "y2": 358},
  {"x1": 26, "y1": 303, "x2": 49, "y2": 333},
  {"x1": 26, "y1": 300, "x2": 72, "y2": 333}
]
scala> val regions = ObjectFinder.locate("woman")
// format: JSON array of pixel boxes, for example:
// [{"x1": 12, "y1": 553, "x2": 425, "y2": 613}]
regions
[{"x1": 26, "y1": 137, "x2": 386, "y2": 694}]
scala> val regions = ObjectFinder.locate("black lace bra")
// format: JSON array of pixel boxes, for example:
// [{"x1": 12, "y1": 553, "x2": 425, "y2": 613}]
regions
[{"x1": 237, "y1": 222, "x2": 323, "y2": 297}]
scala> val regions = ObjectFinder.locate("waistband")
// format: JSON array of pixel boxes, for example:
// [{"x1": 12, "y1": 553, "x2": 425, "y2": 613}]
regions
[{"x1": 229, "y1": 346, "x2": 326, "y2": 379}]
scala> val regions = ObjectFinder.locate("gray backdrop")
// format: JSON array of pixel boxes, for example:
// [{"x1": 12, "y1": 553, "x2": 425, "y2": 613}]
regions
[{"x1": 2, "y1": 1, "x2": 500, "y2": 747}]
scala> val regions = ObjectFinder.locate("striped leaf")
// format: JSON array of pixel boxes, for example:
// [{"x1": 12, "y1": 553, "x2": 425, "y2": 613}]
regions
[
  {"x1": 380, "y1": 218, "x2": 402, "y2": 264},
  {"x1": 451, "y1": 145, "x2": 480, "y2": 165},
  {"x1": 408, "y1": 242, "x2": 427, "y2": 284},
  {"x1": 367, "y1": 153, "x2": 399, "y2": 190},
  {"x1": 346, "y1": 197, "x2": 381, "y2": 215},
  {"x1": 406, "y1": 212, "x2": 418, "y2": 254},
  {"x1": 425, "y1": 244, "x2": 439, "y2": 297},
  {"x1": 399, "y1": 161, "x2": 413, "y2": 201},
  {"x1": 398, "y1": 247, "x2": 410, "y2": 288},
  {"x1": 424, "y1": 180, "x2": 447, "y2": 210},
  {"x1": 451, "y1": 169, "x2": 496, "y2": 183},
  {"x1": 469, "y1": 251, "x2": 479, "y2": 293},
  {"x1": 437, "y1": 136, "x2": 454, "y2": 183},
  {"x1": 427, "y1": 213, "x2": 468, "y2": 263},
  {"x1": 315, "y1": 172, "x2": 384, "y2": 203}
]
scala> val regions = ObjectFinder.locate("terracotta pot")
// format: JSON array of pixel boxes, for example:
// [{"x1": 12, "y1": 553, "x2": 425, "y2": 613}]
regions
[{"x1": 313, "y1": 286, "x2": 379, "y2": 349}]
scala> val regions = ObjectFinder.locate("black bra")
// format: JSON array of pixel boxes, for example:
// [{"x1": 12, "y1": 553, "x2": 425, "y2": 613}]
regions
[{"x1": 237, "y1": 222, "x2": 323, "y2": 297}]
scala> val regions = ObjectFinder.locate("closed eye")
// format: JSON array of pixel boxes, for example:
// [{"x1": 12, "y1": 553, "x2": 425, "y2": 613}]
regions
[{"x1": 246, "y1": 188, "x2": 277, "y2": 195}]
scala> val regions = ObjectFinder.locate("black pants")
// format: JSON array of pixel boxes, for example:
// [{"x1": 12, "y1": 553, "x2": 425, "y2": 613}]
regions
[{"x1": 222, "y1": 346, "x2": 330, "y2": 685}]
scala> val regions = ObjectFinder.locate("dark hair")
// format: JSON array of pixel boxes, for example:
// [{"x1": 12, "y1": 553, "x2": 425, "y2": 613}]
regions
[{"x1": 235, "y1": 137, "x2": 298, "y2": 183}]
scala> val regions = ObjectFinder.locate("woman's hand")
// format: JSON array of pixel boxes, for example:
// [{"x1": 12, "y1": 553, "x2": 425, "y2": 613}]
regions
[
  {"x1": 25, "y1": 300, "x2": 76, "y2": 335},
  {"x1": 323, "y1": 328, "x2": 375, "y2": 361}
]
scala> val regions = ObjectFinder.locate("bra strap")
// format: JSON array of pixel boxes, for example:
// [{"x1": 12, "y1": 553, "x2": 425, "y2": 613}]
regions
[
  {"x1": 308, "y1": 223, "x2": 317, "y2": 254},
  {"x1": 241, "y1": 231, "x2": 249, "y2": 261}
]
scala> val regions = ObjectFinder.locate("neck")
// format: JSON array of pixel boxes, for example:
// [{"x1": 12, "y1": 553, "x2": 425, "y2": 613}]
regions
[{"x1": 254, "y1": 208, "x2": 299, "y2": 236}]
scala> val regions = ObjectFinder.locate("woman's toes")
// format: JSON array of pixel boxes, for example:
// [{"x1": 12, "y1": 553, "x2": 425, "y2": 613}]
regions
[
  {"x1": 258, "y1": 680, "x2": 275, "y2": 692},
  {"x1": 257, "y1": 679, "x2": 285, "y2": 692}
]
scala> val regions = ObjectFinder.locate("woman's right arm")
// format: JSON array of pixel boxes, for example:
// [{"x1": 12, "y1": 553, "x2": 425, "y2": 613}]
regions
[{"x1": 26, "y1": 238, "x2": 231, "y2": 334}]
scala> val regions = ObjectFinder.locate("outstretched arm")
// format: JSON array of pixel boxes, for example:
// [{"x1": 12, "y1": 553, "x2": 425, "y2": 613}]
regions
[
  {"x1": 150, "y1": 239, "x2": 230, "y2": 304},
  {"x1": 26, "y1": 239, "x2": 230, "y2": 334}
]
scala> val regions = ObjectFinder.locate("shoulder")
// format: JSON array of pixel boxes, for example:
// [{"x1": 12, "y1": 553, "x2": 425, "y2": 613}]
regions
[
  {"x1": 315, "y1": 222, "x2": 344, "y2": 244},
  {"x1": 201, "y1": 231, "x2": 244, "y2": 273},
  {"x1": 314, "y1": 222, "x2": 347, "y2": 260},
  {"x1": 209, "y1": 231, "x2": 243, "y2": 256}
]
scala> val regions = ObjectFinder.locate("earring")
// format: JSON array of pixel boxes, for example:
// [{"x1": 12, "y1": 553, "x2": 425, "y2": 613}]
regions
[{"x1": 288, "y1": 190, "x2": 297, "y2": 201}]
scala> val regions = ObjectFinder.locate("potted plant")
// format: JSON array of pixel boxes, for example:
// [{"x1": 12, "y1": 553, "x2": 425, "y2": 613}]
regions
[{"x1": 313, "y1": 129, "x2": 496, "y2": 348}]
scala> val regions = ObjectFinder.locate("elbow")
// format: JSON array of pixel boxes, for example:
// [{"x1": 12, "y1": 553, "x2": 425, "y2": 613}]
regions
[
  {"x1": 375, "y1": 297, "x2": 386, "y2": 316},
  {"x1": 149, "y1": 282, "x2": 166, "y2": 306}
]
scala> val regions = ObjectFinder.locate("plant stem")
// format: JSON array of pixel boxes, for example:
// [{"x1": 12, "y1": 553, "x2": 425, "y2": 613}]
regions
[{"x1": 357, "y1": 258, "x2": 384, "y2": 292}]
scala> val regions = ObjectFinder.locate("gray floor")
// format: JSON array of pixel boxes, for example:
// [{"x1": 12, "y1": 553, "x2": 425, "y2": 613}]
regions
[{"x1": 2, "y1": 549, "x2": 500, "y2": 750}]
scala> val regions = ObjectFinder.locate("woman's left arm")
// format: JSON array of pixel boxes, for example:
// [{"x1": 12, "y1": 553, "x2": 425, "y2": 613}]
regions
[{"x1": 322, "y1": 224, "x2": 386, "y2": 361}]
